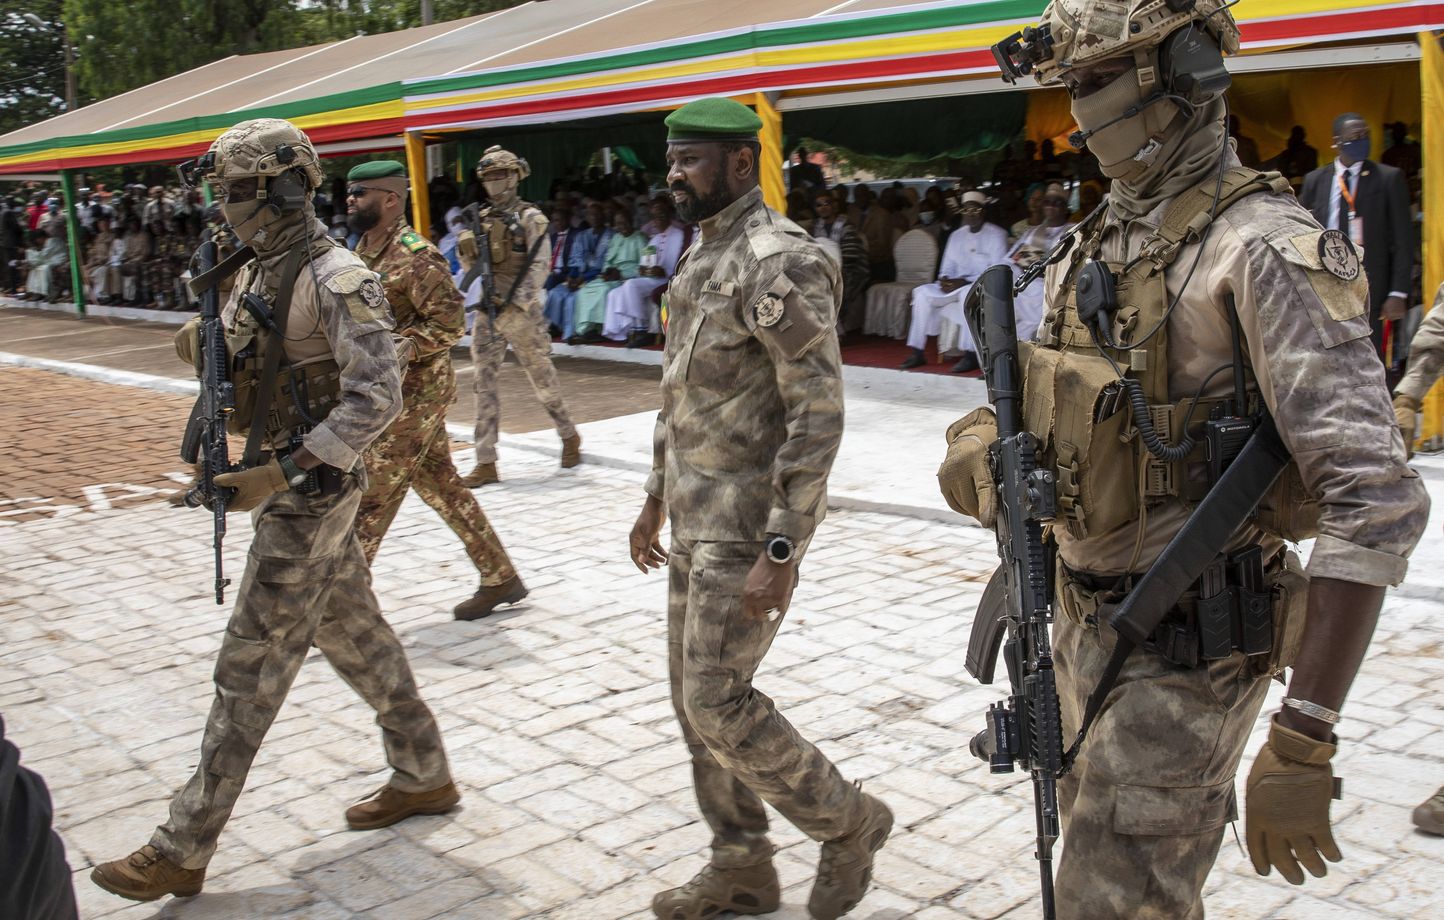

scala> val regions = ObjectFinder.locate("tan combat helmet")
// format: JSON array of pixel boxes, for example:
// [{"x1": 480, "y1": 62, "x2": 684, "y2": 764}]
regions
[
  {"x1": 994, "y1": 0, "x2": 1239, "y2": 89},
  {"x1": 181, "y1": 118, "x2": 324, "y2": 198},
  {"x1": 475, "y1": 145, "x2": 531, "y2": 180}
]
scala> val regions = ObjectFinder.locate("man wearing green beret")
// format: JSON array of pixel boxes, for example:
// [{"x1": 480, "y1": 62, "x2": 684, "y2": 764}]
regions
[
  {"x1": 628, "y1": 97, "x2": 893, "y2": 920},
  {"x1": 345, "y1": 161, "x2": 528, "y2": 620}
]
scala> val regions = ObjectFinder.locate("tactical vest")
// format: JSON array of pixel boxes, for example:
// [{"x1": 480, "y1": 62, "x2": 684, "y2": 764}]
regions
[
  {"x1": 1029, "y1": 168, "x2": 1320, "y2": 546},
  {"x1": 223, "y1": 263, "x2": 342, "y2": 444},
  {"x1": 482, "y1": 209, "x2": 524, "y2": 272}
]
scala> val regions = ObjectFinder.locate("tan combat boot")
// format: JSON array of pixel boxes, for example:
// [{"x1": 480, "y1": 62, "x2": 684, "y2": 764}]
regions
[
  {"x1": 1413, "y1": 786, "x2": 1444, "y2": 835},
  {"x1": 808, "y1": 791, "x2": 893, "y2": 919},
  {"x1": 461, "y1": 462, "x2": 499, "y2": 487},
  {"x1": 91, "y1": 845, "x2": 205, "y2": 901},
  {"x1": 345, "y1": 781, "x2": 460, "y2": 830},
  {"x1": 454, "y1": 575, "x2": 528, "y2": 621},
  {"x1": 165, "y1": 464, "x2": 202, "y2": 507},
  {"x1": 561, "y1": 433, "x2": 582, "y2": 468},
  {"x1": 652, "y1": 862, "x2": 781, "y2": 919}
]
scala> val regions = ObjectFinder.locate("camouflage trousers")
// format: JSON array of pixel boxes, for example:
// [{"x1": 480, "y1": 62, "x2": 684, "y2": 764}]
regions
[
  {"x1": 1052, "y1": 608, "x2": 1269, "y2": 919},
  {"x1": 355, "y1": 374, "x2": 516, "y2": 587},
  {"x1": 150, "y1": 477, "x2": 451, "y2": 870},
  {"x1": 470, "y1": 304, "x2": 576, "y2": 464},
  {"x1": 667, "y1": 539, "x2": 865, "y2": 867}
]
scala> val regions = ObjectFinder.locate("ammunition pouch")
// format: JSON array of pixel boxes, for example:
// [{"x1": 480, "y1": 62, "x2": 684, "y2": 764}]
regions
[
  {"x1": 268, "y1": 360, "x2": 342, "y2": 441},
  {"x1": 1057, "y1": 547, "x2": 1306, "y2": 676},
  {"x1": 484, "y1": 215, "x2": 516, "y2": 268},
  {"x1": 225, "y1": 327, "x2": 260, "y2": 436}
]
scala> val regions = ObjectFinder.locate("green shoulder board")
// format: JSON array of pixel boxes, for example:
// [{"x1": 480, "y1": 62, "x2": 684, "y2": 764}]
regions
[{"x1": 399, "y1": 230, "x2": 429, "y2": 253}]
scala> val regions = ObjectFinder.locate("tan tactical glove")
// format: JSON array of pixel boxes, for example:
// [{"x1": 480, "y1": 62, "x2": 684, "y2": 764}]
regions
[
  {"x1": 1246, "y1": 716, "x2": 1342, "y2": 885},
  {"x1": 1394, "y1": 393, "x2": 1420, "y2": 458},
  {"x1": 214, "y1": 459, "x2": 288, "y2": 513},
  {"x1": 938, "y1": 407, "x2": 997, "y2": 528},
  {"x1": 456, "y1": 229, "x2": 478, "y2": 272},
  {"x1": 173, "y1": 315, "x2": 202, "y2": 373}
]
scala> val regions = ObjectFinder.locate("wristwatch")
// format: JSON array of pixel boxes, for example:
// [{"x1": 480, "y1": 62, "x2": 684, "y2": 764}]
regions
[
  {"x1": 277, "y1": 452, "x2": 309, "y2": 489},
  {"x1": 765, "y1": 534, "x2": 796, "y2": 565}
]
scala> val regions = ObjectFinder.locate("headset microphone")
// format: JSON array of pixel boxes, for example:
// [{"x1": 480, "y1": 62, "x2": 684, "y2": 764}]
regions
[{"x1": 1067, "y1": 92, "x2": 1194, "y2": 149}]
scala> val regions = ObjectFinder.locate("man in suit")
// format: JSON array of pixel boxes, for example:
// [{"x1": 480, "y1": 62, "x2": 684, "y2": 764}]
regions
[{"x1": 1301, "y1": 113, "x2": 1414, "y2": 366}]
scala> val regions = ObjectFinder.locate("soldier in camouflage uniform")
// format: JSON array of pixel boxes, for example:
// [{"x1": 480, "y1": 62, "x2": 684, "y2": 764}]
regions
[
  {"x1": 1395, "y1": 282, "x2": 1444, "y2": 834},
  {"x1": 346, "y1": 160, "x2": 528, "y2": 621},
  {"x1": 629, "y1": 98, "x2": 892, "y2": 920},
  {"x1": 940, "y1": 3, "x2": 1429, "y2": 917},
  {"x1": 92, "y1": 120, "x2": 457, "y2": 904},
  {"x1": 458, "y1": 145, "x2": 580, "y2": 486}
]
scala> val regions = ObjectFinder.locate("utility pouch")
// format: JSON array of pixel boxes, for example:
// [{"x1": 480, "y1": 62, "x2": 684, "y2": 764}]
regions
[
  {"x1": 1251, "y1": 551, "x2": 1309, "y2": 678},
  {"x1": 1195, "y1": 558, "x2": 1233, "y2": 661},
  {"x1": 485, "y1": 216, "x2": 514, "y2": 267},
  {"x1": 225, "y1": 329, "x2": 259, "y2": 436},
  {"x1": 268, "y1": 360, "x2": 342, "y2": 440},
  {"x1": 1023, "y1": 343, "x2": 1136, "y2": 540}
]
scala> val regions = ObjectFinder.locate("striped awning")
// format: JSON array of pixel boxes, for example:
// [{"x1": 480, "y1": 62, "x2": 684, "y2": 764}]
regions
[{"x1": 1, "y1": 0, "x2": 1440, "y2": 174}]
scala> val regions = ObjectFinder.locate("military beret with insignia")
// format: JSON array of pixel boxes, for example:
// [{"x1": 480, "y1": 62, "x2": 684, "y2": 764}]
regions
[
  {"x1": 347, "y1": 160, "x2": 407, "y2": 182},
  {"x1": 666, "y1": 98, "x2": 763, "y2": 143}
]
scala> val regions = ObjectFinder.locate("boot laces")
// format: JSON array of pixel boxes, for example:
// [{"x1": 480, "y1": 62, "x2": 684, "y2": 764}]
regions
[{"x1": 129, "y1": 846, "x2": 163, "y2": 868}]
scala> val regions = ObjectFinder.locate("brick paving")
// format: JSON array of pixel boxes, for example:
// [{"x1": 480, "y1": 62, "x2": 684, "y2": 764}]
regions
[{"x1": 2, "y1": 366, "x2": 1443, "y2": 919}]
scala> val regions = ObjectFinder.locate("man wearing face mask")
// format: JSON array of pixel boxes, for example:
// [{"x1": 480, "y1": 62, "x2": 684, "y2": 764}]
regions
[
  {"x1": 899, "y1": 189, "x2": 1009, "y2": 372},
  {"x1": 631, "y1": 97, "x2": 892, "y2": 920},
  {"x1": 346, "y1": 160, "x2": 527, "y2": 621},
  {"x1": 1301, "y1": 114, "x2": 1414, "y2": 367},
  {"x1": 938, "y1": 2, "x2": 1427, "y2": 917},
  {"x1": 458, "y1": 145, "x2": 580, "y2": 487},
  {"x1": 91, "y1": 120, "x2": 458, "y2": 903}
]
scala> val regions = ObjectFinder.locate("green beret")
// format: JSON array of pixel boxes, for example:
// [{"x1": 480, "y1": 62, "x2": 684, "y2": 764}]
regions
[
  {"x1": 665, "y1": 98, "x2": 762, "y2": 143},
  {"x1": 347, "y1": 160, "x2": 407, "y2": 182}
]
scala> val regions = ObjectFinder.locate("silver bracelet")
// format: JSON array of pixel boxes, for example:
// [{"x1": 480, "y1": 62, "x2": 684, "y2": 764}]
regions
[{"x1": 1282, "y1": 697, "x2": 1341, "y2": 725}]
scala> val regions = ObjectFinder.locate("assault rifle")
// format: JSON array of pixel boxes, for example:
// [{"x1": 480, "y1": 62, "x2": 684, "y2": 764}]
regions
[
  {"x1": 179, "y1": 232, "x2": 237, "y2": 605},
  {"x1": 458, "y1": 203, "x2": 498, "y2": 333},
  {"x1": 962, "y1": 264, "x2": 1063, "y2": 919}
]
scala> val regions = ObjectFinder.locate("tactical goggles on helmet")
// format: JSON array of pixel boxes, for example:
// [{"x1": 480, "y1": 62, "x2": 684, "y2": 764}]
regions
[{"x1": 993, "y1": 24, "x2": 1055, "y2": 85}]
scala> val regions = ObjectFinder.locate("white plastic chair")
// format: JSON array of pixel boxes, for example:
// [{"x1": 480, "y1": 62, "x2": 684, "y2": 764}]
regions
[{"x1": 862, "y1": 229, "x2": 937, "y2": 339}]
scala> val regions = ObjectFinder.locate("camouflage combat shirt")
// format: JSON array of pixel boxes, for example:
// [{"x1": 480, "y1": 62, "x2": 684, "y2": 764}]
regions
[
  {"x1": 224, "y1": 222, "x2": 401, "y2": 471},
  {"x1": 484, "y1": 197, "x2": 551, "y2": 314},
  {"x1": 646, "y1": 186, "x2": 844, "y2": 544},
  {"x1": 1397, "y1": 282, "x2": 1444, "y2": 404},
  {"x1": 1044, "y1": 161, "x2": 1428, "y2": 586},
  {"x1": 356, "y1": 215, "x2": 464, "y2": 402}
]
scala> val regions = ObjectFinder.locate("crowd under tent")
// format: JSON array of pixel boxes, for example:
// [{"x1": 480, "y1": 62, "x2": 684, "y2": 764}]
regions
[{"x1": 2, "y1": 0, "x2": 1442, "y2": 439}]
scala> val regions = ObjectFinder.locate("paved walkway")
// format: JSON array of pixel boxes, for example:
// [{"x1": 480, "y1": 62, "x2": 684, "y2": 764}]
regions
[{"x1": 1, "y1": 362, "x2": 1442, "y2": 920}]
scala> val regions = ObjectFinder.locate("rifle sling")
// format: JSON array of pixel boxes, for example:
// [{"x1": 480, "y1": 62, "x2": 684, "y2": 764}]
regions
[
  {"x1": 240, "y1": 246, "x2": 307, "y2": 468},
  {"x1": 1062, "y1": 413, "x2": 1290, "y2": 769},
  {"x1": 186, "y1": 244, "x2": 256, "y2": 299}
]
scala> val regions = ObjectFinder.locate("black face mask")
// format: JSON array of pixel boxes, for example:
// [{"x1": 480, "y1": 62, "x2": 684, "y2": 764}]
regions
[{"x1": 672, "y1": 164, "x2": 733, "y2": 224}]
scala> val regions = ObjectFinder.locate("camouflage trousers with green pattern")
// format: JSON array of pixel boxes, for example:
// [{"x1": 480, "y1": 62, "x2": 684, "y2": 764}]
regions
[
  {"x1": 355, "y1": 365, "x2": 517, "y2": 587},
  {"x1": 1052, "y1": 605, "x2": 1270, "y2": 919},
  {"x1": 150, "y1": 476, "x2": 451, "y2": 870},
  {"x1": 666, "y1": 539, "x2": 866, "y2": 868}
]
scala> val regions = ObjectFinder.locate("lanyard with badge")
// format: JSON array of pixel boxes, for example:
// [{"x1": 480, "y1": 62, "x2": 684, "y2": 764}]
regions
[{"x1": 1336, "y1": 172, "x2": 1364, "y2": 247}]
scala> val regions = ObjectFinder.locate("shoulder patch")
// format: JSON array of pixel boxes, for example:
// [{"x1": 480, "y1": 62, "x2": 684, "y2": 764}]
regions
[
  {"x1": 1315, "y1": 229, "x2": 1360, "y2": 282},
  {"x1": 399, "y1": 230, "x2": 429, "y2": 253},
  {"x1": 325, "y1": 264, "x2": 391, "y2": 325}
]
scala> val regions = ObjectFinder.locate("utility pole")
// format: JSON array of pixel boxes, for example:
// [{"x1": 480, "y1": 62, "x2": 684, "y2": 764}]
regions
[{"x1": 421, "y1": 0, "x2": 434, "y2": 26}]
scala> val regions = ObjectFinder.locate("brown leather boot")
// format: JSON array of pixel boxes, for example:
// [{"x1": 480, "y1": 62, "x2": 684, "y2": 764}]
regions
[
  {"x1": 561, "y1": 433, "x2": 582, "y2": 468},
  {"x1": 460, "y1": 462, "x2": 499, "y2": 487},
  {"x1": 345, "y1": 781, "x2": 460, "y2": 830},
  {"x1": 808, "y1": 791, "x2": 893, "y2": 919},
  {"x1": 652, "y1": 862, "x2": 781, "y2": 919},
  {"x1": 454, "y1": 575, "x2": 528, "y2": 621},
  {"x1": 91, "y1": 845, "x2": 205, "y2": 901}
]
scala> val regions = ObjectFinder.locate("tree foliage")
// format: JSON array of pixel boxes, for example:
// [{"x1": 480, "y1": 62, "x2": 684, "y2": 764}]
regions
[
  {"x1": 56, "y1": 1, "x2": 531, "y2": 116},
  {"x1": 0, "y1": 1, "x2": 70, "y2": 137}
]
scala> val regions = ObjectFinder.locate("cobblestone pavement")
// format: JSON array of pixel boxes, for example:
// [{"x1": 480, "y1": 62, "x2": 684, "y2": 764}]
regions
[{"x1": 2, "y1": 365, "x2": 1443, "y2": 920}]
